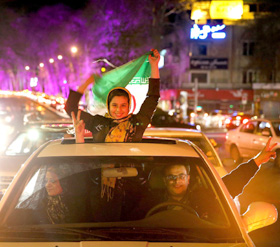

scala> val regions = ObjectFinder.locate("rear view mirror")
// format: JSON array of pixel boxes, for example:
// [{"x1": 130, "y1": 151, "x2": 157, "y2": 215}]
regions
[
  {"x1": 242, "y1": 202, "x2": 278, "y2": 233},
  {"x1": 102, "y1": 167, "x2": 138, "y2": 178}
]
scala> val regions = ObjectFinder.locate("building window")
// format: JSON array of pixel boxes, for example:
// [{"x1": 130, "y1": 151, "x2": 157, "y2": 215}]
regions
[
  {"x1": 198, "y1": 45, "x2": 207, "y2": 55},
  {"x1": 191, "y1": 72, "x2": 208, "y2": 83},
  {"x1": 192, "y1": 43, "x2": 208, "y2": 56},
  {"x1": 249, "y1": 4, "x2": 257, "y2": 12},
  {"x1": 243, "y1": 42, "x2": 255, "y2": 56},
  {"x1": 242, "y1": 70, "x2": 257, "y2": 83}
]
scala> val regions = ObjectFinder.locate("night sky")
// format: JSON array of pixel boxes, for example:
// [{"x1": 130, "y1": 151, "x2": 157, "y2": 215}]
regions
[{"x1": 0, "y1": 0, "x2": 89, "y2": 12}]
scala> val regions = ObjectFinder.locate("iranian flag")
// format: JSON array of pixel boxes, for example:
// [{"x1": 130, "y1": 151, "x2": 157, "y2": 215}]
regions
[{"x1": 92, "y1": 51, "x2": 152, "y2": 113}]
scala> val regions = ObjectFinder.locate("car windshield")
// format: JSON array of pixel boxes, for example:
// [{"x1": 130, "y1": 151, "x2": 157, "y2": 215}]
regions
[
  {"x1": 271, "y1": 121, "x2": 280, "y2": 136},
  {"x1": 3, "y1": 156, "x2": 243, "y2": 243}
]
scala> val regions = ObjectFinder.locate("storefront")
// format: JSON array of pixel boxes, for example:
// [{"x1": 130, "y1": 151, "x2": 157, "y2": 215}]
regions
[{"x1": 159, "y1": 88, "x2": 254, "y2": 114}]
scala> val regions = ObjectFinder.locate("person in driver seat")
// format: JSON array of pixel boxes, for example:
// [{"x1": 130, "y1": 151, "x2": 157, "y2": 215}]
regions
[{"x1": 141, "y1": 137, "x2": 277, "y2": 219}]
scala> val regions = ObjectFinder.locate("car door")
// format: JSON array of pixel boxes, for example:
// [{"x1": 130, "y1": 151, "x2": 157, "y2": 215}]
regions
[
  {"x1": 250, "y1": 120, "x2": 271, "y2": 154},
  {"x1": 237, "y1": 121, "x2": 258, "y2": 158}
]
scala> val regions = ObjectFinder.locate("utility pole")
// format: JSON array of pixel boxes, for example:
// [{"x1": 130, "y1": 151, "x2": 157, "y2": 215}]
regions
[{"x1": 194, "y1": 78, "x2": 198, "y2": 116}]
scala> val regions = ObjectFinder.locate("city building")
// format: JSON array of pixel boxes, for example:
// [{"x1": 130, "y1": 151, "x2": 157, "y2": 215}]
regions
[{"x1": 159, "y1": 0, "x2": 280, "y2": 119}]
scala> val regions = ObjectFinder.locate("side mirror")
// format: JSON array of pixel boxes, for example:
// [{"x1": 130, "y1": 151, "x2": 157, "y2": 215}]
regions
[{"x1": 242, "y1": 202, "x2": 278, "y2": 233}]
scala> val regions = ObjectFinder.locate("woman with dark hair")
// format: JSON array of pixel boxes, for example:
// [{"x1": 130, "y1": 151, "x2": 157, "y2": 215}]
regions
[
  {"x1": 39, "y1": 165, "x2": 89, "y2": 224},
  {"x1": 65, "y1": 49, "x2": 160, "y2": 143},
  {"x1": 43, "y1": 166, "x2": 69, "y2": 224}
]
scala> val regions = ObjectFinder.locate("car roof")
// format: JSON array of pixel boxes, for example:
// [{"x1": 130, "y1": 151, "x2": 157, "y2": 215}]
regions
[
  {"x1": 37, "y1": 138, "x2": 200, "y2": 158},
  {"x1": 144, "y1": 127, "x2": 203, "y2": 137}
]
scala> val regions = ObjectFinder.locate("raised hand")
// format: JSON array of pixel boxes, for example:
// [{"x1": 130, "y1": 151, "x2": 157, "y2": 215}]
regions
[
  {"x1": 71, "y1": 110, "x2": 85, "y2": 143},
  {"x1": 253, "y1": 137, "x2": 277, "y2": 167},
  {"x1": 149, "y1": 49, "x2": 160, "y2": 79},
  {"x1": 148, "y1": 49, "x2": 160, "y2": 65}
]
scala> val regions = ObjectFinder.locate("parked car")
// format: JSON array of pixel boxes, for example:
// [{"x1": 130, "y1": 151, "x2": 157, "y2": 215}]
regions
[
  {"x1": 144, "y1": 127, "x2": 228, "y2": 177},
  {"x1": 225, "y1": 118, "x2": 280, "y2": 165},
  {"x1": 0, "y1": 137, "x2": 276, "y2": 245},
  {"x1": 0, "y1": 121, "x2": 73, "y2": 194}
]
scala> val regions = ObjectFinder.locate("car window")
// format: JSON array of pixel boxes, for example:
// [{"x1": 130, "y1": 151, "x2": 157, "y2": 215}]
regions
[
  {"x1": 256, "y1": 121, "x2": 272, "y2": 136},
  {"x1": 240, "y1": 122, "x2": 256, "y2": 134},
  {"x1": 272, "y1": 122, "x2": 280, "y2": 136},
  {"x1": 5, "y1": 131, "x2": 66, "y2": 156}
]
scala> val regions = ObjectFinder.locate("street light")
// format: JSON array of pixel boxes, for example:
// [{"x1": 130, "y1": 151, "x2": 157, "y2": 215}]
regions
[
  {"x1": 39, "y1": 63, "x2": 44, "y2": 68},
  {"x1": 49, "y1": 58, "x2": 54, "y2": 63},
  {"x1": 25, "y1": 66, "x2": 30, "y2": 71},
  {"x1": 57, "y1": 55, "x2": 63, "y2": 60},
  {"x1": 71, "y1": 46, "x2": 78, "y2": 54}
]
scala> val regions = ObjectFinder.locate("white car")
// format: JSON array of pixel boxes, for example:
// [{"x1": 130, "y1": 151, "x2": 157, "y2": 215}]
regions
[
  {"x1": 225, "y1": 119, "x2": 280, "y2": 165},
  {"x1": 0, "y1": 137, "x2": 276, "y2": 246},
  {"x1": 144, "y1": 127, "x2": 228, "y2": 177},
  {"x1": 0, "y1": 121, "x2": 73, "y2": 194}
]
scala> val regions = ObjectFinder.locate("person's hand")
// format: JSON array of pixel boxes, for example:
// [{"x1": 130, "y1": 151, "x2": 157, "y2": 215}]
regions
[
  {"x1": 71, "y1": 110, "x2": 85, "y2": 143},
  {"x1": 253, "y1": 137, "x2": 277, "y2": 167},
  {"x1": 148, "y1": 49, "x2": 160, "y2": 66}
]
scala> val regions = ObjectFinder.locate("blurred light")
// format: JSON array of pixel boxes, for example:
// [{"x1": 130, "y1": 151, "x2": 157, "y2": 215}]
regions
[
  {"x1": 158, "y1": 49, "x2": 166, "y2": 69},
  {"x1": 49, "y1": 58, "x2": 54, "y2": 63},
  {"x1": 210, "y1": 0, "x2": 243, "y2": 20},
  {"x1": 197, "y1": 106, "x2": 202, "y2": 111},
  {"x1": 0, "y1": 123, "x2": 10, "y2": 152},
  {"x1": 25, "y1": 66, "x2": 30, "y2": 71},
  {"x1": 190, "y1": 112, "x2": 196, "y2": 118},
  {"x1": 27, "y1": 129, "x2": 40, "y2": 141},
  {"x1": 236, "y1": 116, "x2": 241, "y2": 121},
  {"x1": 71, "y1": 46, "x2": 78, "y2": 54},
  {"x1": 101, "y1": 67, "x2": 106, "y2": 73},
  {"x1": 39, "y1": 63, "x2": 44, "y2": 68},
  {"x1": 191, "y1": 9, "x2": 205, "y2": 20},
  {"x1": 4, "y1": 116, "x2": 12, "y2": 123},
  {"x1": 37, "y1": 106, "x2": 43, "y2": 112},
  {"x1": 57, "y1": 55, "x2": 63, "y2": 60},
  {"x1": 225, "y1": 118, "x2": 231, "y2": 124},
  {"x1": 243, "y1": 118, "x2": 249, "y2": 124},
  {"x1": 30, "y1": 77, "x2": 38, "y2": 87},
  {"x1": 230, "y1": 105, "x2": 233, "y2": 108},
  {"x1": 63, "y1": 80, "x2": 67, "y2": 84}
]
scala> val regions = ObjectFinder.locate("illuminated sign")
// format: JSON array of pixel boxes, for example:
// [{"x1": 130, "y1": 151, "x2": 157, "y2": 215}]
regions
[
  {"x1": 210, "y1": 0, "x2": 243, "y2": 20},
  {"x1": 190, "y1": 24, "x2": 226, "y2": 40},
  {"x1": 190, "y1": 58, "x2": 228, "y2": 70}
]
